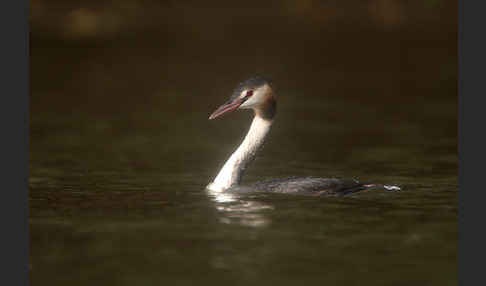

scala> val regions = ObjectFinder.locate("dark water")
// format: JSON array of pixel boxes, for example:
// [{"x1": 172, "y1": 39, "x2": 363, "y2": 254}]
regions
[{"x1": 30, "y1": 2, "x2": 457, "y2": 285}]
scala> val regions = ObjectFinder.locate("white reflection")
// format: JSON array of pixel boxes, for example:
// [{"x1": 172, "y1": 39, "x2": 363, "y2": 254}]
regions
[{"x1": 206, "y1": 187, "x2": 274, "y2": 228}]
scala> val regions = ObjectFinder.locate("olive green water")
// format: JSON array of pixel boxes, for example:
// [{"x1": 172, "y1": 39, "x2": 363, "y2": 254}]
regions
[{"x1": 30, "y1": 2, "x2": 457, "y2": 285}]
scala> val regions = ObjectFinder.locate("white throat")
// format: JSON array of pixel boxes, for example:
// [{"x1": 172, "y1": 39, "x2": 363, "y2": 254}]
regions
[{"x1": 207, "y1": 115, "x2": 273, "y2": 192}]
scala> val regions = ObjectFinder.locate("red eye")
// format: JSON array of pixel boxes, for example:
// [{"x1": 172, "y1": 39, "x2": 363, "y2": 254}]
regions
[{"x1": 246, "y1": 90, "x2": 253, "y2": 97}]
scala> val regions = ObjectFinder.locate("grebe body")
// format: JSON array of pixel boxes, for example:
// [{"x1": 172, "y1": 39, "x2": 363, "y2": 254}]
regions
[{"x1": 207, "y1": 77, "x2": 399, "y2": 196}]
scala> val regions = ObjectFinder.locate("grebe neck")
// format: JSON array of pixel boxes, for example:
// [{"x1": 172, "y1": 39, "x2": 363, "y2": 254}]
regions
[{"x1": 208, "y1": 115, "x2": 273, "y2": 192}]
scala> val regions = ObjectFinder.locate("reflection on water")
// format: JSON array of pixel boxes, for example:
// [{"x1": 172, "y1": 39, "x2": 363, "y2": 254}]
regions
[{"x1": 207, "y1": 188, "x2": 274, "y2": 228}]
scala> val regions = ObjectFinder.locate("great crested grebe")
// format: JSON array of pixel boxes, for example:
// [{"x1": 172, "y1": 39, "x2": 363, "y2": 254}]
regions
[{"x1": 206, "y1": 76, "x2": 400, "y2": 196}]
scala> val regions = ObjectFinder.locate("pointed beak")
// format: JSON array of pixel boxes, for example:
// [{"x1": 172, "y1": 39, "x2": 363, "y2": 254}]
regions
[{"x1": 209, "y1": 98, "x2": 243, "y2": 120}]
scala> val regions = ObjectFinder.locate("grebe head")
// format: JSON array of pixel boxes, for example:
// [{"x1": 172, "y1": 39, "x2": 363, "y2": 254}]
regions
[{"x1": 209, "y1": 76, "x2": 275, "y2": 120}]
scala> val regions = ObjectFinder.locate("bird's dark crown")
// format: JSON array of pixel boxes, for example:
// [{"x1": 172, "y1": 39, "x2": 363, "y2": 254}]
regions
[{"x1": 230, "y1": 76, "x2": 272, "y2": 101}]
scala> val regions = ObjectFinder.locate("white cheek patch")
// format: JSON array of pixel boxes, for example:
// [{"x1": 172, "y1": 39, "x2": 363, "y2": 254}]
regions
[
  {"x1": 240, "y1": 87, "x2": 266, "y2": 109},
  {"x1": 239, "y1": 91, "x2": 253, "y2": 108}
]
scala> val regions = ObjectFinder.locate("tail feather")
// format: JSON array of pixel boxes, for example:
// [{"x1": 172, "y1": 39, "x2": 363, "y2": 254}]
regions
[{"x1": 364, "y1": 184, "x2": 402, "y2": 192}]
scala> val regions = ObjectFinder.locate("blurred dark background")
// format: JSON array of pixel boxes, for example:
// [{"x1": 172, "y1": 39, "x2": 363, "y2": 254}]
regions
[
  {"x1": 30, "y1": 0, "x2": 456, "y2": 174},
  {"x1": 30, "y1": 1, "x2": 456, "y2": 110}
]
